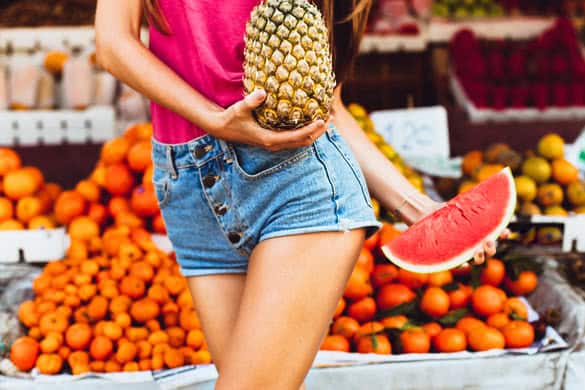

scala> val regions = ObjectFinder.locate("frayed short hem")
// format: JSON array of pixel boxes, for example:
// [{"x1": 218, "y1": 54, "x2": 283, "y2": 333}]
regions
[
  {"x1": 259, "y1": 220, "x2": 382, "y2": 242},
  {"x1": 179, "y1": 267, "x2": 248, "y2": 277}
]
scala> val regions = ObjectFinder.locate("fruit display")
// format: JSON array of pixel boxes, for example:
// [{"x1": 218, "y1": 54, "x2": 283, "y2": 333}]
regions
[
  {"x1": 347, "y1": 103, "x2": 425, "y2": 194},
  {"x1": 451, "y1": 19, "x2": 585, "y2": 111},
  {"x1": 9, "y1": 228, "x2": 210, "y2": 374},
  {"x1": 321, "y1": 224, "x2": 542, "y2": 355},
  {"x1": 454, "y1": 133, "x2": 585, "y2": 219},
  {"x1": 383, "y1": 168, "x2": 515, "y2": 273},
  {"x1": 366, "y1": 0, "x2": 422, "y2": 36},
  {"x1": 0, "y1": 148, "x2": 63, "y2": 231},
  {"x1": 432, "y1": 0, "x2": 505, "y2": 19},
  {"x1": 243, "y1": 0, "x2": 335, "y2": 129}
]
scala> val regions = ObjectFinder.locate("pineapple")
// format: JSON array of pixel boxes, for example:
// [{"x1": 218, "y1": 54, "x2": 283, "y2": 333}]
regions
[{"x1": 243, "y1": 0, "x2": 335, "y2": 130}]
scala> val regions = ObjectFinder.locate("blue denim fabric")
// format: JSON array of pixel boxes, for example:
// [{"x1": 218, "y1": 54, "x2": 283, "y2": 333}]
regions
[{"x1": 151, "y1": 126, "x2": 381, "y2": 277}]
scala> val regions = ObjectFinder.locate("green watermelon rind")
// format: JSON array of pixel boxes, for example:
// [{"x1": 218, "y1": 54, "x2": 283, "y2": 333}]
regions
[{"x1": 381, "y1": 167, "x2": 516, "y2": 274}]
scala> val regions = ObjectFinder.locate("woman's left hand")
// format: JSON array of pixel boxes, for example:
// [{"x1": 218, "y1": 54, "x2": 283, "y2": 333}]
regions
[{"x1": 420, "y1": 201, "x2": 510, "y2": 266}]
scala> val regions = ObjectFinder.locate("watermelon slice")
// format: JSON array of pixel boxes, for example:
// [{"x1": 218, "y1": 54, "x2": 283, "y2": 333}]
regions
[{"x1": 382, "y1": 168, "x2": 516, "y2": 274}]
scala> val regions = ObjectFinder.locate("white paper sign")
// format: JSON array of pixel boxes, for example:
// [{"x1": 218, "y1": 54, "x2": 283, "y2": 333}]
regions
[
  {"x1": 565, "y1": 129, "x2": 585, "y2": 175},
  {"x1": 370, "y1": 106, "x2": 450, "y2": 159}
]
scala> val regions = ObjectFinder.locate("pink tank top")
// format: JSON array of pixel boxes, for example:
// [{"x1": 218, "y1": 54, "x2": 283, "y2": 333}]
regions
[{"x1": 149, "y1": 0, "x2": 260, "y2": 144}]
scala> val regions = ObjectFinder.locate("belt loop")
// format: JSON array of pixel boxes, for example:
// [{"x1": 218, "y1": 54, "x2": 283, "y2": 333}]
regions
[{"x1": 165, "y1": 145, "x2": 178, "y2": 179}]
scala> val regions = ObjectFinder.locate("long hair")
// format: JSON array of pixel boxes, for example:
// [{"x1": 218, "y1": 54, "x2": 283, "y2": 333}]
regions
[{"x1": 143, "y1": 0, "x2": 372, "y2": 83}]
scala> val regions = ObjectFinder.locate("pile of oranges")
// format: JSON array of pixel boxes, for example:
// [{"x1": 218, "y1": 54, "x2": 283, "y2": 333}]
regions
[
  {"x1": 0, "y1": 148, "x2": 63, "y2": 230},
  {"x1": 10, "y1": 226, "x2": 210, "y2": 375},
  {"x1": 321, "y1": 224, "x2": 539, "y2": 355}
]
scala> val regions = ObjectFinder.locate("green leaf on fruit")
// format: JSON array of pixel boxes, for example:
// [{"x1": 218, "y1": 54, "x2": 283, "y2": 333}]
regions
[
  {"x1": 438, "y1": 308, "x2": 469, "y2": 327},
  {"x1": 375, "y1": 300, "x2": 418, "y2": 319}
]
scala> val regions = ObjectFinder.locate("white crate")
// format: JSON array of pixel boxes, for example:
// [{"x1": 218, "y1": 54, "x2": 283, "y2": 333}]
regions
[
  {"x1": 0, "y1": 106, "x2": 116, "y2": 146},
  {"x1": 0, "y1": 228, "x2": 66, "y2": 263},
  {"x1": 511, "y1": 215, "x2": 585, "y2": 253}
]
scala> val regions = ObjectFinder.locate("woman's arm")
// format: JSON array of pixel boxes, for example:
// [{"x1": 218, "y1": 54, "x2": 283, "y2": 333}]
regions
[
  {"x1": 331, "y1": 87, "x2": 436, "y2": 225},
  {"x1": 95, "y1": 0, "x2": 327, "y2": 150}
]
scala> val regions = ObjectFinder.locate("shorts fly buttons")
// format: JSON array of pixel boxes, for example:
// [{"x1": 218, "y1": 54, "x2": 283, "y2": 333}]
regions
[
  {"x1": 202, "y1": 174, "x2": 218, "y2": 188},
  {"x1": 194, "y1": 144, "x2": 213, "y2": 159},
  {"x1": 228, "y1": 232, "x2": 242, "y2": 244}
]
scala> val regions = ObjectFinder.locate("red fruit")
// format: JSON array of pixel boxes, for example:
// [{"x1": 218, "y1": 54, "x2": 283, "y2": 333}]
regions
[
  {"x1": 104, "y1": 164, "x2": 134, "y2": 196},
  {"x1": 130, "y1": 185, "x2": 159, "y2": 217}
]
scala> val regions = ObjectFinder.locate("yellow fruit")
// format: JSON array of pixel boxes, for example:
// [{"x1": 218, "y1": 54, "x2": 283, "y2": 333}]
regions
[
  {"x1": 522, "y1": 157, "x2": 551, "y2": 184},
  {"x1": 371, "y1": 198, "x2": 380, "y2": 219},
  {"x1": 379, "y1": 144, "x2": 398, "y2": 161},
  {"x1": 575, "y1": 206, "x2": 585, "y2": 214},
  {"x1": 514, "y1": 176, "x2": 537, "y2": 202},
  {"x1": 537, "y1": 227, "x2": 562, "y2": 244},
  {"x1": 408, "y1": 176, "x2": 424, "y2": 193},
  {"x1": 567, "y1": 181, "x2": 585, "y2": 207},
  {"x1": 519, "y1": 202, "x2": 541, "y2": 216},
  {"x1": 544, "y1": 206, "x2": 568, "y2": 216},
  {"x1": 537, "y1": 183, "x2": 564, "y2": 207},
  {"x1": 551, "y1": 159, "x2": 579, "y2": 185},
  {"x1": 537, "y1": 133, "x2": 564, "y2": 160},
  {"x1": 459, "y1": 181, "x2": 477, "y2": 194},
  {"x1": 475, "y1": 164, "x2": 505, "y2": 182},
  {"x1": 347, "y1": 103, "x2": 368, "y2": 118}
]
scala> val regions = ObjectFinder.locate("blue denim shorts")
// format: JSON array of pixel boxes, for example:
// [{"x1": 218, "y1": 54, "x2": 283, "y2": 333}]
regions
[{"x1": 151, "y1": 126, "x2": 381, "y2": 277}]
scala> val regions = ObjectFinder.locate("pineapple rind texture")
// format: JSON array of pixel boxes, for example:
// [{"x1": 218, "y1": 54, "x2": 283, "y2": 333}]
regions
[{"x1": 243, "y1": 0, "x2": 336, "y2": 130}]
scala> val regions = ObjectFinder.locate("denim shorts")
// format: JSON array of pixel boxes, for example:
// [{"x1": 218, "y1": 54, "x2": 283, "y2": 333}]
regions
[{"x1": 151, "y1": 126, "x2": 381, "y2": 277}]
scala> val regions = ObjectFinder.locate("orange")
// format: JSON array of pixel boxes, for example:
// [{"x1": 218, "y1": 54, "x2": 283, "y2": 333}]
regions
[
  {"x1": 75, "y1": 180, "x2": 101, "y2": 203},
  {"x1": 101, "y1": 137, "x2": 130, "y2": 165},
  {"x1": 347, "y1": 297, "x2": 376, "y2": 323},
  {"x1": 397, "y1": 269, "x2": 428, "y2": 289},
  {"x1": 3, "y1": 169, "x2": 41, "y2": 200},
  {"x1": 471, "y1": 285, "x2": 505, "y2": 317},
  {"x1": 66, "y1": 323, "x2": 92, "y2": 350},
  {"x1": 104, "y1": 164, "x2": 135, "y2": 196},
  {"x1": 332, "y1": 316, "x2": 360, "y2": 339},
  {"x1": 110, "y1": 295, "x2": 132, "y2": 315},
  {"x1": 29, "y1": 215, "x2": 56, "y2": 229},
  {"x1": 131, "y1": 185, "x2": 159, "y2": 217},
  {"x1": 105, "y1": 360, "x2": 122, "y2": 373},
  {"x1": 143, "y1": 166, "x2": 154, "y2": 190},
  {"x1": 164, "y1": 348, "x2": 185, "y2": 369},
  {"x1": 462, "y1": 150, "x2": 483, "y2": 177},
  {"x1": 456, "y1": 317, "x2": 486, "y2": 335},
  {"x1": 502, "y1": 321, "x2": 535, "y2": 349},
  {"x1": 0, "y1": 197, "x2": 14, "y2": 221},
  {"x1": 363, "y1": 230, "x2": 379, "y2": 251},
  {"x1": 126, "y1": 327, "x2": 149, "y2": 342},
  {"x1": 10, "y1": 337, "x2": 40, "y2": 371},
  {"x1": 376, "y1": 284, "x2": 415, "y2": 311},
  {"x1": 504, "y1": 271, "x2": 538, "y2": 296},
  {"x1": 36, "y1": 353, "x2": 63, "y2": 375},
  {"x1": 88, "y1": 295, "x2": 109, "y2": 322},
  {"x1": 480, "y1": 258, "x2": 506, "y2": 286},
  {"x1": 90, "y1": 336, "x2": 114, "y2": 361},
  {"x1": 148, "y1": 330, "x2": 170, "y2": 345},
  {"x1": 88, "y1": 203, "x2": 108, "y2": 226},
  {"x1": 420, "y1": 287, "x2": 450, "y2": 318},
  {"x1": 433, "y1": 328, "x2": 467, "y2": 353},
  {"x1": 354, "y1": 321, "x2": 384, "y2": 342},
  {"x1": 67, "y1": 350, "x2": 89, "y2": 369},
  {"x1": 422, "y1": 322, "x2": 442, "y2": 339},
  {"x1": 504, "y1": 297, "x2": 528, "y2": 320},
  {"x1": 186, "y1": 329, "x2": 205, "y2": 349},
  {"x1": 116, "y1": 342, "x2": 138, "y2": 364},
  {"x1": 39, "y1": 313, "x2": 68, "y2": 336},
  {"x1": 130, "y1": 261, "x2": 155, "y2": 283},
  {"x1": 552, "y1": 158, "x2": 579, "y2": 185},
  {"x1": 115, "y1": 211, "x2": 145, "y2": 229},
  {"x1": 54, "y1": 191, "x2": 86, "y2": 225},
  {"x1": 69, "y1": 216, "x2": 100, "y2": 242},
  {"x1": 152, "y1": 214, "x2": 167, "y2": 234},
  {"x1": 115, "y1": 312, "x2": 132, "y2": 329},
  {"x1": 18, "y1": 300, "x2": 39, "y2": 328},
  {"x1": 130, "y1": 298, "x2": 160, "y2": 323},
  {"x1": 103, "y1": 321, "x2": 123, "y2": 341},
  {"x1": 400, "y1": 328, "x2": 431, "y2": 354},
  {"x1": 136, "y1": 340, "x2": 153, "y2": 359},
  {"x1": 343, "y1": 267, "x2": 372, "y2": 301},
  {"x1": 167, "y1": 326, "x2": 186, "y2": 348},
  {"x1": 128, "y1": 141, "x2": 152, "y2": 172},
  {"x1": 151, "y1": 354, "x2": 164, "y2": 370},
  {"x1": 29, "y1": 327, "x2": 42, "y2": 340},
  {"x1": 355, "y1": 248, "x2": 374, "y2": 273},
  {"x1": 427, "y1": 271, "x2": 453, "y2": 287},
  {"x1": 44, "y1": 51, "x2": 69, "y2": 74},
  {"x1": 0, "y1": 219, "x2": 24, "y2": 230},
  {"x1": 357, "y1": 334, "x2": 391, "y2": 354},
  {"x1": 378, "y1": 222, "x2": 401, "y2": 246},
  {"x1": 108, "y1": 196, "x2": 131, "y2": 217},
  {"x1": 0, "y1": 148, "x2": 22, "y2": 176},
  {"x1": 333, "y1": 297, "x2": 345, "y2": 319},
  {"x1": 370, "y1": 264, "x2": 398, "y2": 288},
  {"x1": 15, "y1": 196, "x2": 42, "y2": 223},
  {"x1": 468, "y1": 326, "x2": 505, "y2": 351},
  {"x1": 123, "y1": 361, "x2": 140, "y2": 372},
  {"x1": 90, "y1": 360, "x2": 106, "y2": 373},
  {"x1": 486, "y1": 313, "x2": 510, "y2": 329},
  {"x1": 120, "y1": 276, "x2": 146, "y2": 299},
  {"x1": 448, "y1": 284, "x2": 472, "y2": 310},
  {"x1": 320, "y1": 335, "x2": 350, "y2": 352}
]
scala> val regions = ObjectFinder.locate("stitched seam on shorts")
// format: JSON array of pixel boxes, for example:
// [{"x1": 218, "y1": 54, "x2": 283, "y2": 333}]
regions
[
  {"x1": 312, "y1": 141, "x2": 339, "y2": 224},
  {"x1": 229, "y1": 145, "x2": 312, "y2": 181}
]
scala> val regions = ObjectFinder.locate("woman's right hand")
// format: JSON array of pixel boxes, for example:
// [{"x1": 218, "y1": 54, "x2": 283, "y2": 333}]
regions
[{"x1": 205, "y1": 90, "x2": 329, "y2": 151}]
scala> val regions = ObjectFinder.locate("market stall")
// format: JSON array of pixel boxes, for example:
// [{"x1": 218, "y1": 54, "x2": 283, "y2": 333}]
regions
[{"x1": 2, "y1": 1, "x2": 585, "y2": 389}]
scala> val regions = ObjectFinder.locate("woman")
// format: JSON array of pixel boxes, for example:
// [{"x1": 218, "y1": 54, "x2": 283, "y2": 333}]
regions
[{"x1": 95, "y1": 1, "x2": 497, "y2": 388}]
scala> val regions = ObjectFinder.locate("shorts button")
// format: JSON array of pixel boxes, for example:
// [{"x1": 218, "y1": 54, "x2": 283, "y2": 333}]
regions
[
  {"x1": 194, "y1": 145, "x2": 211, "y2": 158},
  {"x1": 202, "y1": 175, "x2": 218, "y2": 188},
  {"x1": 228, "y1": 232, "x2": 241, "y2": 243},
  {"x1": 215, "y1": 204, "x2": 229, "y2": 216}
]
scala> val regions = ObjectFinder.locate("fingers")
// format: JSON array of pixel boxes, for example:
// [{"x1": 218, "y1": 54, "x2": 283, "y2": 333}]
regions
[
  {"x1": 241, "y1": 89, "x2": 267, "y2": 111},
  {"x1": 473, "y1": 250, "x2": 485, "y2": 265},
  {"x1": 260, "y1": 119, "x2": 327, "y2": 151},
  {"x1": 483, "y1": 240, "x2": 496, "y2": 258},
  {"x1": 499, "y1": 228, "x2": 511, "y2": 240}
]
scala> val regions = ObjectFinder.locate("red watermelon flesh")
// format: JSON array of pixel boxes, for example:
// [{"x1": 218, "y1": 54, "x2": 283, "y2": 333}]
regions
[{"x1": 382, "y1": 168, "x2": 516, "y2": 274}]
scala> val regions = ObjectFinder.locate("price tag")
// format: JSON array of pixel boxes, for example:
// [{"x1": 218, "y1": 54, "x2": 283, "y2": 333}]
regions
[
  {"x1": 370, "y1": 106, "x2": 450, "y2": 159},
  {"x1": 370, "y1": 106, "x2": 461, "y2": 178},
  {"x1": 566, "y1": 129, "x2": 585, "y2": 174}
]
